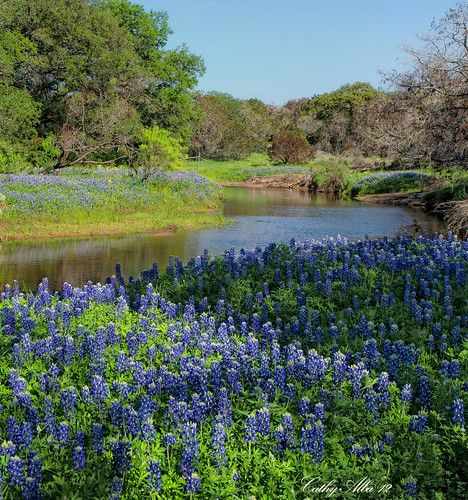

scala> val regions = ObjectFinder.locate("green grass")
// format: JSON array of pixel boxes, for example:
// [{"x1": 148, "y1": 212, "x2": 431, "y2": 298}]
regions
[
  {"x1": 0, "y1": 169, "x2": 226, "y2": 241},
  {"x1": 184, "y1": 153, "x2": 309, "y2": 182}
]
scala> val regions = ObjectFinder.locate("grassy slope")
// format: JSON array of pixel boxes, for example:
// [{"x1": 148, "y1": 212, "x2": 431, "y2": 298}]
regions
[{"x1": 0, "y1": 173, "x2": 226, "y2": 241}]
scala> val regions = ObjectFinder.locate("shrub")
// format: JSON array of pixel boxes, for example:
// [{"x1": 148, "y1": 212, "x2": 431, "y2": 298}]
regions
[
  {"x1": 134, "y1": 126, "x2": 185, "y2": 180},
  {"x1": 0, "y1": 141, "x2": 30, "y2": 173},
  {"x1": 310, "y1": 156, "x2": 352, "y2": 195},
  {"x1": 268, "y1": 131, "x2": 315, "y2": 164}
]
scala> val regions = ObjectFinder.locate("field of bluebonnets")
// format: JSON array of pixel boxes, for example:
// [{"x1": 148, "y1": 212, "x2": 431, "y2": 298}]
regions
[
  {"x1": 0, "y1": 234, "x2": 466, "y2": 498},
  {"x1": 0, "y1": 169, "x2": 223, "y2": 241},
  {"x1": 0, "y1": 170, "x2": 218, "y2": 216}
]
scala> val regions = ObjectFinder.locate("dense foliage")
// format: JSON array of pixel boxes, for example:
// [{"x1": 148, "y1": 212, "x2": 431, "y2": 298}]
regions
[
  {"x1": 190, "y1": 93, "x2": 273, "y2": 161},
  {"x1": 0, "y1": 0, "x2": 204, "y2": 171},
  {"x1": 0, "y1": 1, "x2": 465, "y2": 172},
  {"x1": 0, "y1": 234, "x2": 466, "y2": 498}
]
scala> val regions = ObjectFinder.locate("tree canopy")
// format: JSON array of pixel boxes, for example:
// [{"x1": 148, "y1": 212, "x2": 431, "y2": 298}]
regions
[{"x1": 0, "y1": 0, "x2": 204, "y2": 169}]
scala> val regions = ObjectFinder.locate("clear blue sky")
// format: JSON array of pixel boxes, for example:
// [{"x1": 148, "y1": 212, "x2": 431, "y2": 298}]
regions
[{"x1": 140, "y1": 0, "x2": 457, "y2": 104}]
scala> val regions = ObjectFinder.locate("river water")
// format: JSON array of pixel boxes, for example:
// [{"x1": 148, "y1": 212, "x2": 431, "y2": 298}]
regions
[{"x1": 0, "y1": 187, "x2": 446, "y2": 290}]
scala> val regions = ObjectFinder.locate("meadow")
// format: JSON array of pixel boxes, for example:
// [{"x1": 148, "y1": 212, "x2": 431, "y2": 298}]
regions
[
  {"x1": 0, "y1": 234, "x2": 466, "y2": 498},
  {"x1": 0, "y1": 170, "x2": 224, "y2": 241}
]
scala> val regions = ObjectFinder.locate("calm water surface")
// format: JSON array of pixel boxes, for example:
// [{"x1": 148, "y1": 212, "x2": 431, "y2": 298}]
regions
[{"x1": 0, "y1": 187, "x2": 446, "y2": 290}]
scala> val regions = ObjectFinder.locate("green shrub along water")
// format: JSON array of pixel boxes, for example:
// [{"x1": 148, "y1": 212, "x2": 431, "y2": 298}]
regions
[{"x1": 0, "y1": 234, "x2": 466, "y2": 498}]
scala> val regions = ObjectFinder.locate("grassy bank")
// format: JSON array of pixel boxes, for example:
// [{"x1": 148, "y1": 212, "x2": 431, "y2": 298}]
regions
[
  {"x1": 184, "y1": 153, "x2": 309, "y2": 182},
  {"x1": 186, "y1": 153, "x2": 467, "y2": 201},
  {"x1": 0, "y1": 169, "x2": 225, "y2": 241}
]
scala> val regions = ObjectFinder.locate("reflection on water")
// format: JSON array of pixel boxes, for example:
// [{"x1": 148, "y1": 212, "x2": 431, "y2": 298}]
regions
[{"x1": 0, "y1": 187, "x2": 446, "y2": 290}]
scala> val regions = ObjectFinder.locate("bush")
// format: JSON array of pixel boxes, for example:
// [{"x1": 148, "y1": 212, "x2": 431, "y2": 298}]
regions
[
  {"x1": 134, "y1": 126, "x2": 185, "y2": 180},
  {"x1": 310, "y1": 156, "x2": 352, "y2": 195},
  {"x1": 0, "y1": 141, "x2": 30, "y2": 173},
  {"x1": 268, "y1": 131, "x2": 315, "y2": 164}
]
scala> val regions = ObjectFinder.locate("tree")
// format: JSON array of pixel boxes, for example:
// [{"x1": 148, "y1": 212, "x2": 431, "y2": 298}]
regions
[
  {"x1": 190, "y1": 92, "x2": 259, "y2": 160},
  {"x1": 306, "y1": 82, "x2": 379, "y2": 120},
  {"x1": 386, "y1": 3, "x2": 468, "y2": 166},
  {"x1": 0, "y1": 0, "x2": 204, "y2": 169},
  {"x1": 268, "y1": 131, "x2": 315, "y2": 164}
]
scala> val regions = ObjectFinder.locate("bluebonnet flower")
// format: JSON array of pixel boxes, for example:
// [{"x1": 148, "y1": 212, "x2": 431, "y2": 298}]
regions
[
  {"x1": 72, "y1": 432, "x2": 86, "y2": 469},
  {"x1": 403, "y1": 477, "x2": 417, "y2": 497},
  {"x1": 299, "y1": 397, "x2": 311, "y2": 416},
  {"x1": 56, "y1": 421, "x2": 70, "y2": 447},
  {"x1": 363, "y1": 339, "x2": 380, "y2": 368},
  {"x1": 90, "y1": 375, "x2": 109, "y2": 404},
  {"x1": 256, "y1": 407, "x2": 271, "y2": 436},
  {"x1": 147, "y1": 460, "x2": 162, "y2": 492},
  {"x1": 451, "y1": 398, "x2": 465, "y2": 428},
  {"x1": 141, "y1": 419, "x2": 156, "y2": 442},
  {"x1": 60, "y1": 387, "x2": 78, "y2": 417},
  {"x1": 124, "y1": 405, "x2": 141, "y2": 437},
  {"x1": 280, "y1": 413, "x2": 295, "y2": 450},
  {"x1": 409, "y1": 412, "x2": 428, "y2": 433},
  {"x1": 350, "y1": 443, "x2": 368, "y2": 456},
  {"x1": 300, "y1": 420, "x2": 324, "y2": 463},
  {"x1": 244, "y1": 414, "x2": 257, "y2": 443},
  {"x1": 8, "y1": 455, "x2": 24, "y2": 486},
  {"x1": 185, "y1": 472, "x2": 201, "y2": 494},
  {"x1": 349, "y1": 363, "x2": 368, "y2": 398},
  {"x1": 332, "y1": 352, "x2": 347, "y2": 386},
  {"x1": 163, "y1": 432, "x2": 177, "y2": 447},
  {"x1": 211, "y1": 417, "x2": 227, "y2": 468},
  {"x1": 110, "y1": 476, "x2": 123, "y2": 496},
  {"x1": 417, "y1": 372, "x2": 431, "y2": 408},
  {"x1": 314, "y1": 403, "x2": 325, "y2": 423},
  {"x1": 27, "y1": 453, "x2": 42, "y2": 487},
  {"x1": 401, "y1": 384, "x2": 412, "y2": 403},
  {"x1": 92, "y1": 423, "x2": 104, "y2": 455},
  {"x1": 364, "y1": 389, "x2": 379, "y2": 418},
  {"x1": 448, "y1": 360, "x2": 460, "y2": 379},
  {"x1": 1, "y1": 441, "x2": 16, "y2": 458},
  {"x1": 23, "y1": 475, "x2": 39, "y2": 499},
  {"x1": 180, "y1": 422, "x2": 199, "y2": 479},
  {"x1": 111, "y1": 440, "x2": 132, "y2": 475}
]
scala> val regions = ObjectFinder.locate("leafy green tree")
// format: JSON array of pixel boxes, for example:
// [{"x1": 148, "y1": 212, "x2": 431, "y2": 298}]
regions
[
  {"x1": 133, "y1": 126, "x2": 185, "y2": 179},
  {"x1": 307, "y1": 82, "x2": 379, "y2": 120},
  {"x1": 0, "y1": 0, "x2": 204, "y2": 169},
  {"x1": 0, "y1": 83, "x2": 40, "y2": 142}
]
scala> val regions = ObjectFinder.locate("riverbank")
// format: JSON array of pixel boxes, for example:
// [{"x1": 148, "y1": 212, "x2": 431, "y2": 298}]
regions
[
  {"x1": 183, "y1": 153, "x2": 310, "y2": 182},
  {"x1": 221, "y1": 173, "x2": 312, "y2": 190},
  {"x1": 355, "y1": 192, "x2": 426, "y2": 208},
  {"x1": 0, "y1": 170, "x2": 226, "y2": 242}
]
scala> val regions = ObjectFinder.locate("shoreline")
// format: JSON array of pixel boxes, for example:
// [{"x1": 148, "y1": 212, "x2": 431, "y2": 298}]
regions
[
  {"x1": 0, "y1": 210, "x2": 227, "y2": 243},
  {"x1": 221, "y1": 173, "x2": 313, "y2": 191}
]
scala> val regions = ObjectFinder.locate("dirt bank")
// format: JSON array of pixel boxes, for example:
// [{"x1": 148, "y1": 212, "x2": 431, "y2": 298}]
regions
[{"x1": 222, "y1": 173, "x2": 313, "y2": 190}]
